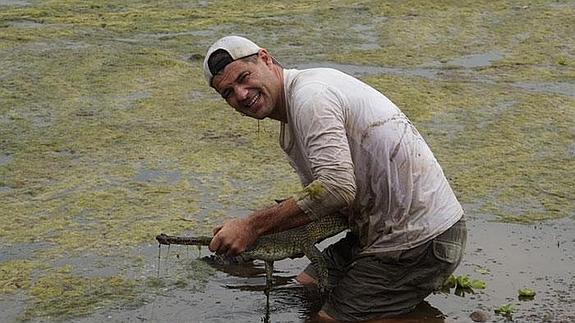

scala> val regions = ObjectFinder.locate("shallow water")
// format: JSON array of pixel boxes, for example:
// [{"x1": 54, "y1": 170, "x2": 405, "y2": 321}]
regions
[
  {"x1": 4, "y1": 214, "x2": 572, "y2": 323},
  {"x1": 0, "y1": 0, "x2": 30, "y2": 6}
]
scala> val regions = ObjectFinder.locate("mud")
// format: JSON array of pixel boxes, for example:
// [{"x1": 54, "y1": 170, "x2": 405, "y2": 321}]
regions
[{"x1": 0, "y1": 0, "x2": 574, "y2": 322}]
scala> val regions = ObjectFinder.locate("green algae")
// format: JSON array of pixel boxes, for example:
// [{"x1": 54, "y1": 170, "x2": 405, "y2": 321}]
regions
[
  {"x1": 0, "y1": 260, "x2": 41, "y2": 294},
  {"x1": 294, "y1": 180, "x2": 326, "y2": 202},
  {"x1": 0, "y1": 0, "x2": 573, "y2": 320},
  {"x1": 173, "y1": 257, "x2": 216, "y2": 292},
  {"x1": 151, "y1": 254, "x2": 216, "y2": 292},
  {"x1": 24, "y1": 266, "x2": 141, "y2": 320},
  {"x1": 331, "y1": 1, "x2": 574, "y2": 76}
]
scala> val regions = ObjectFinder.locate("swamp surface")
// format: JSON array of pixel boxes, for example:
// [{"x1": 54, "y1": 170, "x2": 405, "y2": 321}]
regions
[{"x1": 0, "y1": 0, "x2": 574, "y2": 322}]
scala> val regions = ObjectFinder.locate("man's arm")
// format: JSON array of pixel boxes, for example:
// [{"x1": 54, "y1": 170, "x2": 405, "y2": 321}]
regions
[
  {"x1": 290, "y1": 86, "x2": 356, "y2": 221},
  {"x1": 208, "y1": 197, "x2": 311, "y2": 256}
]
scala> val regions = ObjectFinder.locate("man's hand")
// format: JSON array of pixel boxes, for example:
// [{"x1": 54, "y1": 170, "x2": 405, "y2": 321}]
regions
[{"x1": 208, "y1": 217, "x2": 258, "y2": 257}]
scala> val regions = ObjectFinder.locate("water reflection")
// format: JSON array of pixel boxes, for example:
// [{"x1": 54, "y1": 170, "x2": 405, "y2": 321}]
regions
[
  {"x1": 200, "y1": 254, "x2": 324, "y2": 321},
  {"x1": 198, "y1": 254, "x2": 446, "y2": 323}
]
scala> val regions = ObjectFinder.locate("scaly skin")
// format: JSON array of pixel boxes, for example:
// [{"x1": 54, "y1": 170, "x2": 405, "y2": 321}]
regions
[{"x1": 156, "y1": 214, "x2": 348, "y2": 292}]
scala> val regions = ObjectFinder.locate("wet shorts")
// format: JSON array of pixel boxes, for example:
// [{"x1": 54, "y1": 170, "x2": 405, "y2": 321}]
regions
[{"x1": 303, "y1": 217, "x2": 467, "y2": 321}]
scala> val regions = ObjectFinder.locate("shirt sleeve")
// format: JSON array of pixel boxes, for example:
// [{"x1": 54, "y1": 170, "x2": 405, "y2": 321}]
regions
[{"x1": 290, "y1": 83, "x2": 356, "y2": 220}]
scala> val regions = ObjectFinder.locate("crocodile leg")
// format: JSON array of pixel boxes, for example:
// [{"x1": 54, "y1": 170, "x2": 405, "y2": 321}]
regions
[
  {"x1": 302, "y1": 243, "x2": 329, "y2": 295},
  {"x1": 264, "y1": 260, "x2": 274, "y2": 297},
  {"x1": 264, "y1": 261, "x2": 272, "y2": 323}
]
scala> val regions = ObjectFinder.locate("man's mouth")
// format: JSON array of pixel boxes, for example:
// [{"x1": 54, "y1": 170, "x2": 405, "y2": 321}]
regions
[{"x1": 246, "y1": 92, "x2": 260, "y2": 110}]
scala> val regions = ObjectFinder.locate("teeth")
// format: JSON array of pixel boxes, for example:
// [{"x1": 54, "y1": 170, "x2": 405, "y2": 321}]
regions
[{"x1": 247, "y1": 93, "x2": 259, "y2": 108}]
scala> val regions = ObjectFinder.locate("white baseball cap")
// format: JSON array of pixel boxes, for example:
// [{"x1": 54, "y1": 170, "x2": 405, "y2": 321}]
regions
[{"x1": 203, "y1": 36, "x2": 262, "y2": 86}]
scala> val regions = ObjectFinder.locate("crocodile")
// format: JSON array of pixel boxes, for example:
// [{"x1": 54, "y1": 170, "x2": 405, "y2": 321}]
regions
[{"x1": 156, "y1": 213, "x2": 348, "y2": 294}]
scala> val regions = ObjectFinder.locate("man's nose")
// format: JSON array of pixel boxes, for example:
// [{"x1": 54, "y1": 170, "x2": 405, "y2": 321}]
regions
[{"x1": 235, "y1": 85, "x2": 249, "y2": 101}]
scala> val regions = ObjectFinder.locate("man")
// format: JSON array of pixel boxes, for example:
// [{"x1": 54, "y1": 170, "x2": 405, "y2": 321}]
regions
[{"x1": 203, "y1": 35, "x2": 466, "y2": 322}]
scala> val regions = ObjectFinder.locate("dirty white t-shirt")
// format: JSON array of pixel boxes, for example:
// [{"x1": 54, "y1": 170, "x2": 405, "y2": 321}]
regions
[{"x1": 281, "y1": 68, "x2": 464, "y2": 255}]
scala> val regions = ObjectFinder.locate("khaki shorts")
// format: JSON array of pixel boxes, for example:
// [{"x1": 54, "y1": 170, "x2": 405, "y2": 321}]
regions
[{"x1": 303, "y1": 217, "x2": 467, "y2": 321}]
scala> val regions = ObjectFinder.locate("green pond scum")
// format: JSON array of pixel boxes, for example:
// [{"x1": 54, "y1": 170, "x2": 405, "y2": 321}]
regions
[
  {"x1": 24, "y1": 266, "x2": 141, "y2": 320},
  {"x1": 0, "y1": 0, "x2": 573, "y2": 320}
]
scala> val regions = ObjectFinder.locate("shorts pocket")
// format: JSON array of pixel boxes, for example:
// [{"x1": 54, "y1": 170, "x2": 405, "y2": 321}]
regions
[{"x1": 432, "y1": 239, "x2": 461, "y2": 264}]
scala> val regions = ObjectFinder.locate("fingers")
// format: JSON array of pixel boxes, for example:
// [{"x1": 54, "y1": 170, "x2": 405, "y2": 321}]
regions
[
  {"x1": 209, "y1": 225, "x2": 225, "y2": 253},
  {"x1": 208, "y1": 230, "x2": 240, "y2": 256},
  {"x1": 225, "y1": 243, "x2": 242, "y2": 257},
  {"x1": 208, "y1": 233, "x2": 221, "y2": 253},
  {"x1": 208, "y1": 218, "x2": 254, "y2": 257}
]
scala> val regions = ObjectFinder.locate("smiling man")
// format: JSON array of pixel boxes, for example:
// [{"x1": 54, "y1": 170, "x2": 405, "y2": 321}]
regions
[{"x1": 202, "y1": 35, "x2": 467, "y2": 322}]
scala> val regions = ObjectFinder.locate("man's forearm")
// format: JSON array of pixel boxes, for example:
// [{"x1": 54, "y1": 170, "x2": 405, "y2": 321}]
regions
[{"x1": 247, "y1": 198, "x2": 312, "y2": 236}]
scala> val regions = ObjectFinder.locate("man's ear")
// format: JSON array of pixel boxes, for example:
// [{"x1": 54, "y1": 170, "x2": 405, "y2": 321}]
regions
[{"x1": 258, "y1": 49, "x2": 273, "y2": 66}]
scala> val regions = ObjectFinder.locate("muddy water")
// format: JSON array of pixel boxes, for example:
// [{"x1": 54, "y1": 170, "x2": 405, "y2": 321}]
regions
[{"x1": 7, "y1": 213, "x2": 570, "y2": 323}]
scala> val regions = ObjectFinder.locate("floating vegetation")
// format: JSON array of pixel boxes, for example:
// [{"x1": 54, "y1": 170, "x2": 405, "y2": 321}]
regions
[
  {"x1": 494, "y1": 303, "x2": 515, "y2": 320},
  {"x1": 151, "y1": 255, "x2": 217, "y2": 296},
  {"x1": 0, "y1": 260, "x2": 41, "y2": 294},
  {"x1": 518, "y1": 288, "x2": 536, "y2": 301},
  {"x1": 147, "y1": 258, "x2": 215, "y2": 293},
  {"x1": 24, "y1": 266, "x2": 141, "y2": 320},
  {"x1": 474, "y1": 266, "x2": 490, "y2": 275},
  {"x1": 441, "y1": 274, "x2": 486, "y2": 297},
  {"x1": 0, "y1": 0, "x2": 573, "y2": 320}
]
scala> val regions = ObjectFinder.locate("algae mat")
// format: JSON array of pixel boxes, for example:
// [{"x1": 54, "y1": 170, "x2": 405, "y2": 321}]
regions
[{"x1": 0, "y1": 0, "x2": 573, "y2": 322}]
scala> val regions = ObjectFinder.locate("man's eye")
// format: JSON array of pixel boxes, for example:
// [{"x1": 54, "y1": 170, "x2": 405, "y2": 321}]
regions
[
  {"x1": 240, "y1": 73, "x2": 249, "y2": 82},
  {"x1": 221, "y1": 90, "x2": 232, "y2": 99}
]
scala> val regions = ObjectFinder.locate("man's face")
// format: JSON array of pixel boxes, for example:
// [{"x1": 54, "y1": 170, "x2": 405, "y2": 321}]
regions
[{"x1": 211, "y1": 52, "x2": 280, "y2": 120}]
